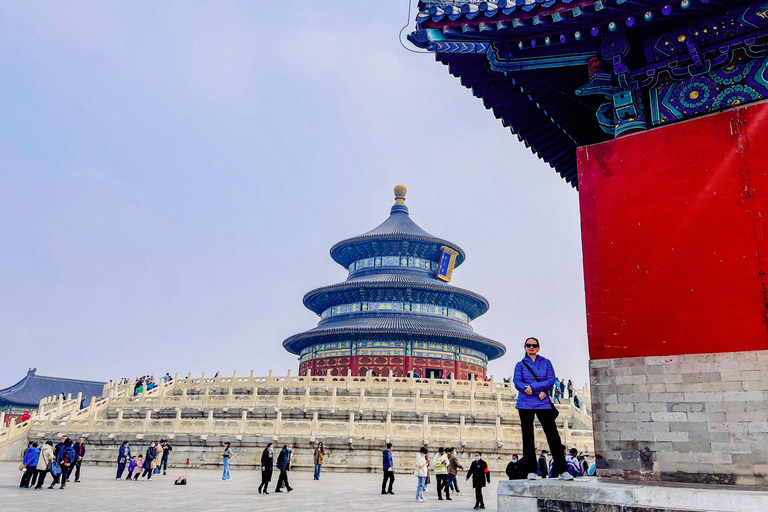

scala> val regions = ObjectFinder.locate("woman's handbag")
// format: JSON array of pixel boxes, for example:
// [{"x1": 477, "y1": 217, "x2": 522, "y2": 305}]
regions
[
  {"x1": 50, "y1": 459, "x2": 62, "y2": 477},
  {"x1": 150, "y1": 459, "x2": 157, "y2": 469},
  {"x1": 521, "y1": 359, "x2": 560, "y2": 419}
]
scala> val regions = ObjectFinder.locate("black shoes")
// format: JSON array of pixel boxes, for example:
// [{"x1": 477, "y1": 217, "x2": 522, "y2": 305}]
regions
[
  {"x1": 387, "y1": 491, "x2": 395, "y2": 495},
  {"x1": 275, "y1": 489, "x2": 283, "y2": 493},
  {"x1": 287, "y1": 487, "x2": 293, "y2": 492},
  {"x1": 446, "y1": 497, "x2": 452, "y2": 500},
  {"x1": 381, "y1": 491, "x2": 387, "y2": 495}
]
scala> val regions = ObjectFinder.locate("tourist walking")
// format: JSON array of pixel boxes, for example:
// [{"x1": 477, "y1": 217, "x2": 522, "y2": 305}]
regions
[
  {"x1": 414, "y1": 446, "x2": 429, "y2": 502},
  {"x1": 274, "y1": 444, "x2": 293, "y2": 492},
  {"x1": 19, "y1": 441, "x2": 39, "y2": 488},
  {"x1": 117, "y1": 441, "x2": 131, "y2": 479},
  {"x1": 160, "y1": 440, "x2": 172, "y2": 475},
  {"x1": 381, "y1": 443, "x2": 395, "y2": 495},
  {"x1": 313, "y1": 442, "x2": 325, "y2": 480},
  {"x1": 73, "y1": 437, "x2": 86, "y2": 482},
  {"x1": 140, "y1": 442, "x2": 157, "y2": 480},
  {"x1": 466, "y1": 451, "x2": 491, "y2": 510},
  {"x1": 447, "y1": 447, "x2": 463, "y2": 495},
  {"x1": 514, "y1": 337, "x2": 573, "y2": 481},
  {"x1": 431, "y1": 447, "x2": 451, "y2": 500},
  {"x1": 258, "y1": 443, "x2": 273, "y2": 494},
  {"x1": 50, "y1": 438, "x2": 76, "y2": 489},
  {"x1": 222, "y1": 441, "x2": 234, "y2": 481}
]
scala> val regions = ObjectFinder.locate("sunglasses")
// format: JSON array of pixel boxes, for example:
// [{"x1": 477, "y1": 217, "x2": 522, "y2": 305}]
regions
[{"x1": 525, "y1": 344, "x2": 539, "y2": 348}]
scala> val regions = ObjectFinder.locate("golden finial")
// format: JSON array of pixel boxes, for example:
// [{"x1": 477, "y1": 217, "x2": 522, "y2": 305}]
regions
[{"x1": 394, "y1": 185, "x2": 407, "y2": 205}]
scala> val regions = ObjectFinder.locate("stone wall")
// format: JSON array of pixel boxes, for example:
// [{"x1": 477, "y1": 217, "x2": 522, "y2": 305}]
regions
[{"x1": 590, "y1": 350, "x2": 768, "y2": 485}]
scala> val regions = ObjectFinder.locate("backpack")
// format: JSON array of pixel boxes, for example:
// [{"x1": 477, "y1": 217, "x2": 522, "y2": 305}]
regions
[{"x1": 50, "y1": 460, "x2": 62, "y2": 477}]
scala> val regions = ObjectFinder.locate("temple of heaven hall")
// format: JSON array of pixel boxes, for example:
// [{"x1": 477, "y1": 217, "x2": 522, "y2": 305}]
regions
[{"x1": 283, "y1": 186, "x2": 506, "y2": 379}]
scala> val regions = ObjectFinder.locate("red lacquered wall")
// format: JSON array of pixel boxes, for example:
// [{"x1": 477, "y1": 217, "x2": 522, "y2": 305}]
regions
[
  {"x1": 578, "y1": 101, "x2": 768, "y2": 360},
  {"x1": 299, "y1": 356, "x2": 486, "y2": 379}
]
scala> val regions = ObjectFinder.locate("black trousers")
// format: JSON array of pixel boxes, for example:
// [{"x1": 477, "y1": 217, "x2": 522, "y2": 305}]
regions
[
  {"x1": 34, "y1": 469, "x2": 47, "y2": 488},
  {"x1": 20, "y1": 466, "x2": 36, "y2": 487},
  {"x1": 116, "y1": 462, "x2": 126, "y2": 479},
  {"x1": 518, "y1": 407, "x2": 567, "y2": 477},
  {"x1": 275, "y1": 469, "x2": 290, "y2": 491},
  {"x1": 74, "y1": 460, "x2": 83, "y2": 481},
  {"x1": 52, "y1": 464, "x2": 73, "y2": 486},
  {"x1": 141, "y1": 467, "x2": 152, "y2": 479},
  {"x1": 161, "y1": 457, "x2": 168, "y2": 472},
  {"x1": 381, "y1": 470, "x2": 394, "y2": 493},
  {"x1": 436, "y1": 474, "x2": 449, "y2": 498},
  {"x1": 474, "y1": 486, "x2": 484, "y2": 507}
]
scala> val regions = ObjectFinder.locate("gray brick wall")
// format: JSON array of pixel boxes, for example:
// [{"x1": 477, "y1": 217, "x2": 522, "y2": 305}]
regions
[{"x1": 590, "y1": 350, "x2": 768, "y2": 485}]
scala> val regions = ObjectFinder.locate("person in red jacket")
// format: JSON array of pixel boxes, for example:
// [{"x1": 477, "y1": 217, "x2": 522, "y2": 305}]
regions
[{"x1": 20, "y1": 410, "x2": 30, "y2": 422}]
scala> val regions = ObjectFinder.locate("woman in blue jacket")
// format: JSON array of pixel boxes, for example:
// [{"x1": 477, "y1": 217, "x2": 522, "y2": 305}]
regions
[{"x1": 513, "y1": 337, "x2": 572, "y2": 481}]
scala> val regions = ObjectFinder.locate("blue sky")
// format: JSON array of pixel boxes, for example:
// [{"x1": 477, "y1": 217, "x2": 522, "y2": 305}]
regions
[{"x1": 0, "y1": 1, "x2": 589, "y2": 387}]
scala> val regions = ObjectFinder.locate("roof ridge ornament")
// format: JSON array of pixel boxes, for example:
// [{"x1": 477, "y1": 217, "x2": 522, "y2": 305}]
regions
[{"x1": 391, "y1": 184, "x2": 409, "y2": 215}]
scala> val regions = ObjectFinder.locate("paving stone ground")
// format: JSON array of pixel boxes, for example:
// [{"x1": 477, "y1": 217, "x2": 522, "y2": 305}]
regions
[{"x1": 0, "y1": 462, "x2": 498, "y2": 511}]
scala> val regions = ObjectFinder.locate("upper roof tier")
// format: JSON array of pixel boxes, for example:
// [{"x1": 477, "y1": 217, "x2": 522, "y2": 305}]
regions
[{"x1": 330, "y1": 186, "x2": 466, "y2": 268}]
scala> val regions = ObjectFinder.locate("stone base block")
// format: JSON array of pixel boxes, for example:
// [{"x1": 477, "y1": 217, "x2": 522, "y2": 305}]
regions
[
  {"x1": 498, "y1": 479, "x2": 768, "y2": 512},
  {"x1": 590, "y1": 350, "x2": 768, "y2": 485}
]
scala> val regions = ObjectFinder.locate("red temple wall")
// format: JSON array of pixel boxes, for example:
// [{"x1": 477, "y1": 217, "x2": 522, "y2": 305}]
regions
[
  {"x1": 577, "y1": 101, "x2": 768, "y2": 360},
  {"x1": 299, "y1": 356, "x2": 486, "y2": 380}
]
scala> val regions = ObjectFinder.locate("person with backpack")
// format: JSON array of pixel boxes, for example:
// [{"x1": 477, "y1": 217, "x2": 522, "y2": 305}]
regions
[
  {"x1": 274, "y1": 444, "x2": 293, "y2": 492},
  {"x1": 465, "y1": 451, "x2": 491, "y2": 510},
  {"x1": 431, "y1": 447, "x2": 451, "y2": 501},
  {"x1": 50, "y1": 438, "x2": 76, "y2": 489},
  {"x1": 514, "y1": 337, "x2": 573, "y2": 481},
  {"x1": 34, "y1": 441, "x2": 54, "y2": 489},
  {"x1": 19, "y1": 441, "x2": 39, "y2": 488},
  {"x1": 258, "y1": 443, "x2": 273, "y2": 495}
]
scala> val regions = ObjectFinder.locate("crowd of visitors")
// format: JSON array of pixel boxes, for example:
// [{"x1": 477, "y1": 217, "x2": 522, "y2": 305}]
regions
[
  {"x1": 18, "y1": 435, "x2": 86, "y2": 490},
  {"x1": 16, "y1": 336, "x2": 589, "y2": 509},
  {"x1": 132, "y1": 374, "x2": 173, "y2": 396}
]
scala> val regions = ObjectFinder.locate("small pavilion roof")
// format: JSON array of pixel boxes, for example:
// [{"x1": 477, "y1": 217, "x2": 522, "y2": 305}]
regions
[{"x1": 0, "y1": 368, "x2": 106, "y2": 408}]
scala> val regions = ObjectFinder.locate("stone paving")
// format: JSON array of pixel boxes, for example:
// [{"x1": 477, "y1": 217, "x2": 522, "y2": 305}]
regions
[{"x1": 0, "y1": 462, "x2": 498, "y2": 511}]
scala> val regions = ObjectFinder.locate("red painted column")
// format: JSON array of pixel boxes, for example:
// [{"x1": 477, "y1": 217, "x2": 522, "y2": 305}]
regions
[{"x1": 578, "y1": 102, "x2": 768, "y2": 360}]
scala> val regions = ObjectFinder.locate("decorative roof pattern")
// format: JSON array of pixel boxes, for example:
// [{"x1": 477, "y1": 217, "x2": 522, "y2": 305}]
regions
[
  {"x1": 408, "y1": 0, "x2": 758, "y2": 187},
  {"x1": 0, "y1": 368, "x2": 106, "y2": 408}
]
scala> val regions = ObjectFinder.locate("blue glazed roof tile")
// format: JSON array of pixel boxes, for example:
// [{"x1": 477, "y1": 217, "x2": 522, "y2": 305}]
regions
[{"x1": 0, "y1": 369, "x2": 106, "y2": 408}]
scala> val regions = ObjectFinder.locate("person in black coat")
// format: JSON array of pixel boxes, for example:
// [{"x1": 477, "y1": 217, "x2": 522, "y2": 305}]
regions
[
  {"x1": 259, "y1": 443, "x2": 274, "y2": 495},
  {"x1": 274, "y1": 444, "x2": 293, "y2": 493},
  {"x1": 466, "y1": 451, "x2": 491, "y2": 510},
  {"x1": 505, "y1": 454, "x2": 524, "y2": 480},
  {"x1": 140, "y1": 442, "x2": 158, "y2": 480}
]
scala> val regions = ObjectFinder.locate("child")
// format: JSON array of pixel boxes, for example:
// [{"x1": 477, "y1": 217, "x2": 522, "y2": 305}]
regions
[{"x1": 127, "y1": 455, "x2": 141, "y2": 480}]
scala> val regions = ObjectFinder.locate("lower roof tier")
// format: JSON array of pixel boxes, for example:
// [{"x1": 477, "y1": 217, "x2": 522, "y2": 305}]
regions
[{"x1": 282, "y1": 314, "x2": 506, "y2": 360}]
